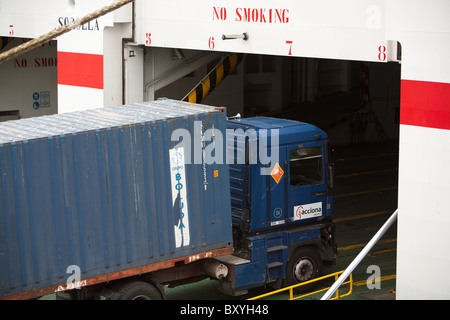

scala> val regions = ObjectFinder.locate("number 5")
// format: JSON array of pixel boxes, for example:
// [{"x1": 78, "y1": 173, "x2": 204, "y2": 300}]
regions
[{"x1": 145, "y1": 33, "x2": 152, "y2": 45}]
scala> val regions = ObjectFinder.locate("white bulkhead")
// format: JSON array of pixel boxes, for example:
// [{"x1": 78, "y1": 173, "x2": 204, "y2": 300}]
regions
[{"x1": 0, "y1": 0, "x2": 449, "y2": 299}]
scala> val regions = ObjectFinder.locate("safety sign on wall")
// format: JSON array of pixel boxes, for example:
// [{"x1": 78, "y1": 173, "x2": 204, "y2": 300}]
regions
[{"x1": 32, "y1": 91, "x2": 51, "y2": 110}]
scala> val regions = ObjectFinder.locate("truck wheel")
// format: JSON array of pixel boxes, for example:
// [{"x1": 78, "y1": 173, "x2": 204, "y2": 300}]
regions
[
  {"x1": 115, "y1": 280, "x2": 163, "y2": 300},
  {"x1": 285, "y1": 247, "x2": 322, "y2": 293}
]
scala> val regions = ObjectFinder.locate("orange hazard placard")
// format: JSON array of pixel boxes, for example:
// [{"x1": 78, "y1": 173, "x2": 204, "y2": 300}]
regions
[{"x1": 270, "y1": 163, "x2": 284, "y2": 184}]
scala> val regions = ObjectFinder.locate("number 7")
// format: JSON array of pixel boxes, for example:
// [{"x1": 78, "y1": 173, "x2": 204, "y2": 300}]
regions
[{"x1": 286, "y1": 41, "x2": 293, "y2": 56}]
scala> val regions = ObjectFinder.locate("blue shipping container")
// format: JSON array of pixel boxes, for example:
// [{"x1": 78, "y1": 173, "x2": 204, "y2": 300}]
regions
[{"x1": 0, "y1": 99, "x2": 232, "y2": 298}]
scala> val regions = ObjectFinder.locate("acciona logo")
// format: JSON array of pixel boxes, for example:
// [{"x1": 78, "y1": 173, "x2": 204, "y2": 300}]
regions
[{"x1": 294, "y1": 202, "x2": 322, "y2": 221}]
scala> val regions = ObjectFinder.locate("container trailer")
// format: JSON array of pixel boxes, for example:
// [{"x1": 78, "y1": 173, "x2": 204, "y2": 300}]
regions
[{"x1": 0, "y1": 99, "x2": 335, "y2": 300}]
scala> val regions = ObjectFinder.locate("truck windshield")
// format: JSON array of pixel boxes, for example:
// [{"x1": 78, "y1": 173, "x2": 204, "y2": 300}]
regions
[{"x1": 289, "y1": 146, "x2": 323, "y2": 187}]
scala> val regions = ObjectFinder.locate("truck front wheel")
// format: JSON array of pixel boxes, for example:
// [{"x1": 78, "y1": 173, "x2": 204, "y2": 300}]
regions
[{"x1": 285, "y1": 247, "x2": 322, "y2": 293}]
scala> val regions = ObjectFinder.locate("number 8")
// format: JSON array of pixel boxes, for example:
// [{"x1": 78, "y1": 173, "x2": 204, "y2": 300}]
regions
[{"x1": 378, "y1": 45, "x2": 386, "y2": 61}]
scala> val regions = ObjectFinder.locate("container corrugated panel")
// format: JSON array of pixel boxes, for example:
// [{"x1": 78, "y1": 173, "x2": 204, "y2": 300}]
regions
[{"x1": 0, "y1": 99, "x2": 232, "y2": 298}]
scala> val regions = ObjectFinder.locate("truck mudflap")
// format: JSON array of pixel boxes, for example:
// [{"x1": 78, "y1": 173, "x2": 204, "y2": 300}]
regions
[{"x1": 1, "y1": 247, "x2": 233, "y2": 300}]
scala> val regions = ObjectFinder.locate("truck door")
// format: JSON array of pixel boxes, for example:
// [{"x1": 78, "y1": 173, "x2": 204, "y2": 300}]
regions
[
  {"x1": 287, "y1": 143, "x2": 328, "y2": 223},
  {"x1": 266, "y1": 145, "x2": 288, "y2": 227}
]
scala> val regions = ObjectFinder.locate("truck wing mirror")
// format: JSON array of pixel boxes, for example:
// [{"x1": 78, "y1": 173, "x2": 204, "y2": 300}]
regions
[{"x1": 327, "y1": 163, "x2": 335, "y2": 189}]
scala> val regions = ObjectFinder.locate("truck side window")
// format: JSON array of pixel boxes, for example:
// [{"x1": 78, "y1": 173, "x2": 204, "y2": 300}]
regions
[{"x1": 289, "y1": 147, "x2": 323, "y2": 187}]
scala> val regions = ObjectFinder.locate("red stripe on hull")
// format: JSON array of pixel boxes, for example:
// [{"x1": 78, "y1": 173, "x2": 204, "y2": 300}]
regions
[
  {"x1": 400, "y1": 80, "x2": 450, "y2": 130},
  {"x1": 57, "y1": 51, "x2": 103, "y2": 89}
]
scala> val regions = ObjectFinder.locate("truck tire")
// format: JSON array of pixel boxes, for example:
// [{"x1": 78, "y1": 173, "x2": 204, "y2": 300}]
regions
[
  {"x1": 284, "y1": 246, "x2": 322, "y2": 293},
  {"x1": 114, "y1": 280, "x2": 163, "y2": 300}
]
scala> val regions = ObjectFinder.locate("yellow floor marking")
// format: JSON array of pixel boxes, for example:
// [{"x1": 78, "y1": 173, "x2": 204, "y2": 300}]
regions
[
  {"x1": 335, "y1": 186, "x2": 398, "y2": 199},
  {"x1": 336, "y1": 168, "x2": 398, "y2": 179},
  {"x1": 368, "y1": 248, "x2": 397, "y2": 256},
  {"x1": 334, "y1": 210, "x2": 392, "y2": 223},
  {"x1": 338, "y1": 238, "x2": 397, "y2": 252},
  {"x1": 353, "y1": 274, "x2": 397, "y2": 286},
  {"x1": 333, "y1": 153, "x2": 398, "y2": 163}
]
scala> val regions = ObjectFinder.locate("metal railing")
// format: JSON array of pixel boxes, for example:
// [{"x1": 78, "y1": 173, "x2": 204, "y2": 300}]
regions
[
  {"x1": 248, "y1": 208, "x2": 398, "y2": 301},
  {"x1": 248, "y1": 270, "x2": 353, "y2": 301},
  {"x1": 321, "y1": 209, "x2": 398, "y2": 300}
]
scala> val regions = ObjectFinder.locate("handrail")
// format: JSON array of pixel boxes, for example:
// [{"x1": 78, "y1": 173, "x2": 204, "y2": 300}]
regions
[
  {"x1": 321, "y1": 209, "x2": 398, "y2": 300},
  {"x1": 248, "y1": 270, "x2": 353, "y2": 300}
]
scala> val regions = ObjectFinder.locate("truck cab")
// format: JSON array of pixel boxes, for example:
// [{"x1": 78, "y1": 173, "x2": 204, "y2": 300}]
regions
[{"x1": 218, "y1": 117, "x2": 336, "y2": 296}]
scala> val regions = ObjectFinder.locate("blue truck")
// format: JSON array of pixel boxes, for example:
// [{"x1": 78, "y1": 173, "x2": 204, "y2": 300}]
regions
[
  {"x1": 219, "y1": 116, "x2": 336, "y2": 296},
  {"x1": 0, "y1": 99, "x2": 335, "y2": 300}
]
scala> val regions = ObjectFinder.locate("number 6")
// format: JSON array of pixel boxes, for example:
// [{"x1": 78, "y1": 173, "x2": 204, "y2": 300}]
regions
[{"x1": 208, "y1": 36, "x2": 215, "y2": 50}]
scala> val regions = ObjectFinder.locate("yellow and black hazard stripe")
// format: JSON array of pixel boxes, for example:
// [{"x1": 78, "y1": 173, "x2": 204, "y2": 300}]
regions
[
  {"x1": 360, "y1": 61, "x2": 370, "y2": 107},
  {"x1": 0, "y1": 37, "x2": 14, "y2": 52},
  {"x1": 183, "y1": 53, "x2": 246, "y2": 104}
]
